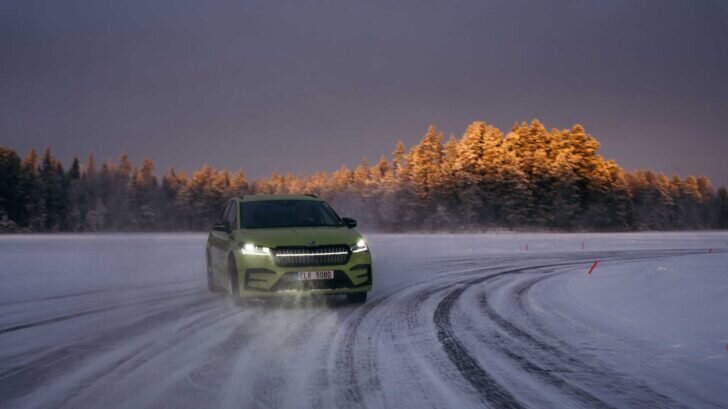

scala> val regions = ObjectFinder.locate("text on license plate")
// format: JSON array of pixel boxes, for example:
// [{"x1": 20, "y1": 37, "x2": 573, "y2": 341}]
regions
[{"x1": 298, "y1": 271, "x2": 334, "y2": 280}]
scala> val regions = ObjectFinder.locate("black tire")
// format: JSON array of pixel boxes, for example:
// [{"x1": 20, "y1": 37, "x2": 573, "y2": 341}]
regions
[
  {"x1": 346, "y1": 292, "x2": 367, "y2": 304},
  {"x1": 206, "y1": 251, "x2": 221, "y2": 293},
  {"x1": 228, "y1": 254, "x2": 240, "y2": 300}
]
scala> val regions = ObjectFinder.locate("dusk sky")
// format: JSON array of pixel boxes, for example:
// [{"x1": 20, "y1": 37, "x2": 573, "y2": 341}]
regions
[{"x1": 2, "y1": 0, "x2": 727, "y2": 186}]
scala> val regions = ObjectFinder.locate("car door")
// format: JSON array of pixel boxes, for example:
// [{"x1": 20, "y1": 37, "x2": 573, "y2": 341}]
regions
[
  {"x1": 210, "y1": 201, "x2": 233, "y2": 274},
  {"x1": 221, "y1": 200, "x2": 238, "y2": 259}
]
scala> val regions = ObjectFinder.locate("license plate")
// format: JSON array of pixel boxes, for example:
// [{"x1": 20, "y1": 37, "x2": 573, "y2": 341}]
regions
[{"x1": 298, "y1": 270, "x2": 334, "y2": 280}]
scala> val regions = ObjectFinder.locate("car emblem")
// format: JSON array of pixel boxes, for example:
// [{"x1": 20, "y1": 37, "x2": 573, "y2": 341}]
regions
[{"x1": 307, "y1": 240, "x2": 316, "y2": 246}]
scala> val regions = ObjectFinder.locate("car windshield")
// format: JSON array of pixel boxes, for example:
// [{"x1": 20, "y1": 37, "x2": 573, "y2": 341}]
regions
[{"x1": 241, "y1": 200, "x2": 343, "y2": 229}]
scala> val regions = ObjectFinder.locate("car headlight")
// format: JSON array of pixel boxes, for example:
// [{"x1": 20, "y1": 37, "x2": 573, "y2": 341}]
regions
[
  {"x1": 350, "y1": 239, "x2": 368, "y2": 253},
  {"x1": 242, "y1": 243, "x2": 271, "y2": 256}
]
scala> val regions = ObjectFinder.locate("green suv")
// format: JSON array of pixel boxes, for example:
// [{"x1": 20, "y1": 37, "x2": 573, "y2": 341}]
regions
[{"x1": 206, "y1": 194, "x2": 372, "y2": 303}]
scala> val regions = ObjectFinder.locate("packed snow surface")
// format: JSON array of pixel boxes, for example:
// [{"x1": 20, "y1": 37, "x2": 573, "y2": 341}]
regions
[{"x1": 1, "y1": 232, "x2": 727, "y2": 408}]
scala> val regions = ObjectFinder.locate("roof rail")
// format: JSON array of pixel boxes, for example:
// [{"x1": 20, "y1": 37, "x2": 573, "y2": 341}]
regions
[{"x1": 304, "y1": 193, "x2": 318, "y2": 198}]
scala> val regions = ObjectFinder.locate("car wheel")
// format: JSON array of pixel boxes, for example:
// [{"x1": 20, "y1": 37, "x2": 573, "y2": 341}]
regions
[
  {"x1": 228, "y1": 254, "x2": 240, "y2": 299},
  {"x1": 206, "y1": 251, "x2": 221, "y2": 293},
  {"x1": 346, "y1": 292, "x2": 367, "y2": 304}
]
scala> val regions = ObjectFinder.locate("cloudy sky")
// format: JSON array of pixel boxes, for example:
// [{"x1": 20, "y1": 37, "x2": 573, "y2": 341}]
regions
[{"x1": 2, "y1": 0, "x2": 727, "y2": 186}]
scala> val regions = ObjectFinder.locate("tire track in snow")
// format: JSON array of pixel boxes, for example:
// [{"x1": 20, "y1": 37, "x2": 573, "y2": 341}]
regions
[
  {"x1": 467, "y1": 252, "x2": 699, "y2": 409},
  {"x1": 472, "y1": 276, "x2": 621, "y2": 409},
  {"x1": 430, "y1": 252, "x2": 696, "y2": 409},
  {"x1": 250, "y1": 306, "x2": 339, "y2": 409},
  {"x1": 439, "y1": 267, "x2": 620, "y2": 409},
  {"x1": 331, "y1": 296, "x2": 390, "y2": 409},
  {"x1": 434, "y1": 284, "x2": 526, "y2": 409},
  {"x1": 334, "y1": 260, "x2": 557, "y2": 408},
  {"x1": 113, "y1": 308, "x2": 263, "y2": 409},
  {"x1": 51, "y1": 303, "x2": 236, "y2": 409},
  {"x1": 0, "y1": 286, "x2": 202, "y2": 335},
  {"x1": 328, "y1": 262, "x2": 517, "y2": 409},
  {"x1": 0, "y1": 278, "x2": 202, "y2": 309},
  {"x1": 0, "y1": 294, "x2": 216, "y2": 406}
]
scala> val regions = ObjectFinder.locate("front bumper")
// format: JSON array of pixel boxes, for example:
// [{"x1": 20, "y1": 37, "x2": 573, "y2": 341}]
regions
[{"x1": 232, "y1": 249, "x2": 372, "y2": 297}]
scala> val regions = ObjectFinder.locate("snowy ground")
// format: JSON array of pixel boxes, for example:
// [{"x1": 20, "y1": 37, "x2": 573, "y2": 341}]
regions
[{"x1": 1, "y1": 232, "x2": 727, "y2": 409}]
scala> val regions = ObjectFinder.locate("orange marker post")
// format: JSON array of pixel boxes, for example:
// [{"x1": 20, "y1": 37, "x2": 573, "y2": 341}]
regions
[{"x1": 588, "y1": 260, "x2": 599, "y2": 275}]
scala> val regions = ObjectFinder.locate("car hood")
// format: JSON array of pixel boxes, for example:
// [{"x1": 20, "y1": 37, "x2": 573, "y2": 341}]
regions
[{"x1": 234, "y1": 227, "x2": 362, "y2": 248}]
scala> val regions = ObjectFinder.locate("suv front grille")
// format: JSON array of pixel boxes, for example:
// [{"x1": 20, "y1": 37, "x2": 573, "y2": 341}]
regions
[{"x1": 272, "y1": 245, "x2": 351, "y2": 267}]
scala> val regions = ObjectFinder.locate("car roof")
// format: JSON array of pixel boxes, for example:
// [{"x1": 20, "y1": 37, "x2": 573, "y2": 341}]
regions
[{"x1": 237, "y1": 194, "x2": 322, "y2": 203}]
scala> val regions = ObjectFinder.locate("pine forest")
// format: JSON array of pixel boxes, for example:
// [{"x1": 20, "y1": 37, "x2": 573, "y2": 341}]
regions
[{"x1": 1, "y1": 120, "x2": 727, "y2": 233}]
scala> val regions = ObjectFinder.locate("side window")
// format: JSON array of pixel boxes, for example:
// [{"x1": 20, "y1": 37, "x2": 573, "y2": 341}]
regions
[{"x1": 226, "y1": 202, "x2": 237, "y2": 229}]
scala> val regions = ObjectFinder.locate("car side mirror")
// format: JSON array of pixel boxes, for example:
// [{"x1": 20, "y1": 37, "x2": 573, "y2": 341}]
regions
[
  {"x1": 342, "y1": 217, "x2": 357, "y2": 228},
  {"x1": 212, "y1": 220, "x2": 230, "y2": 232}
]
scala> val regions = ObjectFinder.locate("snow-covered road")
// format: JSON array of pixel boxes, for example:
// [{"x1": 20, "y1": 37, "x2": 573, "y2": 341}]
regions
[{"x1": 1, "y1": 233, "x2": 727, "y2": 408}]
